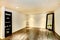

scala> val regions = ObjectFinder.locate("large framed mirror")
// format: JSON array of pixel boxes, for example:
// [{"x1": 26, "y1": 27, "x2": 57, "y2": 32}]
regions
[{"x1": 46, "y1": 13, "x2": 54, "y2": 31}]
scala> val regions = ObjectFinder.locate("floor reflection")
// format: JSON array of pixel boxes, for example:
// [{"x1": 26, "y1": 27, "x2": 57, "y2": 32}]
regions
[{"x1": 0, "y1": 27, "x2": 59, "y2": 40}]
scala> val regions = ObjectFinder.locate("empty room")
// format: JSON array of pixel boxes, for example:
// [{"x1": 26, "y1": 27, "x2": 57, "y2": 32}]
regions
[{"x1": 0, "y1": 0, "x2": 60, "y2": 40}]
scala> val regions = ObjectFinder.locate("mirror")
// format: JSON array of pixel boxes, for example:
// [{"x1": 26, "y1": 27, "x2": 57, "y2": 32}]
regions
[{"x1": 46, "y1": 13, "x2": 54, "y2": 31}]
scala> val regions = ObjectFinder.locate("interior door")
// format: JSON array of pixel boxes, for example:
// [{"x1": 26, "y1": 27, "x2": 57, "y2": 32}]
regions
[
  {"x1": 46, "y1": 13, "x2": 54, "y2": 31},
  {"x1": 5, "y1": 11, "x2": 12, "y2": 37}
]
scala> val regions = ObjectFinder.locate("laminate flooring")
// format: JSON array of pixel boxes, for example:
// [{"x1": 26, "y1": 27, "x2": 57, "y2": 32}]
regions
[{"x1": 0, "y1": 27, "x2": 59, "y2": 40}]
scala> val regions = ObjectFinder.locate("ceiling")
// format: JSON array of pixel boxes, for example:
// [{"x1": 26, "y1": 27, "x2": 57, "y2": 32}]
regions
[{"x1": 0, "y1": 0, "x2": 60, "y2": 14}]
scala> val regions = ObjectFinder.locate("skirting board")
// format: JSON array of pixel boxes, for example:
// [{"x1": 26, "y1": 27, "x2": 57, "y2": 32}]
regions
[{"x1": 54, "y1": 31, "x2": 60, "y2": 40}]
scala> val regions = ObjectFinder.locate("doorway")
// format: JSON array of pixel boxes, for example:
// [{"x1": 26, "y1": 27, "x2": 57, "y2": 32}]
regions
[
  {"x1": 46, "y1": 13, "x2": 54, "y2": 31},
  {"x1": 5, "y1": 11, "x2": 12, "y2": 37}
]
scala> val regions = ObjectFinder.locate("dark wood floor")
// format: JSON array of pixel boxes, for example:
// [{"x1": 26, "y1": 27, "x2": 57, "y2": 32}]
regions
[{"x1": 0, "y1": 27, "x2": 59, "y2": 40}]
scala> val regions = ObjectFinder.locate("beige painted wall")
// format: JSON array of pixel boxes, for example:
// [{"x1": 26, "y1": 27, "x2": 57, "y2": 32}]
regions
[
  {"x1": 54, "y1": 8, "x2": 60, "y2": 36},
  {"x1": 0, "y1": 7, "x2": 2, "y2": 39},
  {"x1": 29, "y1": 13, "x2": 46, "y2": 28},
  {"x1": 0, "y1": 7, "x2": 5, "y2": 39},
  {"x1": 12, "y1": 11, "x2": 26, "y2": 33}
]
